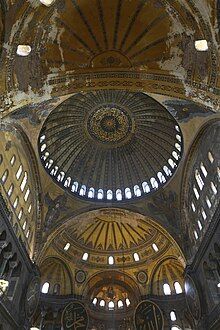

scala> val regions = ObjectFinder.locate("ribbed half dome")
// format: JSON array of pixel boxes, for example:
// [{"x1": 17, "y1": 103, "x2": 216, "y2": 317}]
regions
[{"x1": 39, "y1": 90, "x2": 183, "y2": 202}]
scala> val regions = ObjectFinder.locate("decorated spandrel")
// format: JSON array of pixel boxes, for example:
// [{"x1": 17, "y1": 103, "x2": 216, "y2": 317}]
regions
[
  {"x1": 62, "y1": 301, "x2": 88, "y2": 330},
  {"x1": 134, "y1": 300, "x2": 164, "y2": 330},
  {"x1": 184, "y1": 274, "x2": 201, "y2": 321}
]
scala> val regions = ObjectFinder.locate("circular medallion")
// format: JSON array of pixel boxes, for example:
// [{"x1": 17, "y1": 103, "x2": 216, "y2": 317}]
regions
[
  {"x1": 136, "y1": 271, "x2": 148, "y2": 284},
  {"x1": 134, "y1": 300, "x2": 164, "y2": 330},
  {"x1": 75, "y1": 270, "x2": 86, "y2": 284},
  {"x1": 62, "y1": 301, "x2": 88, "y2": 330},
  {"x1": 25, "y1": 276, "x2": 41, "y2": 319},
  {"x1": 87, "y1": 105, "x2": 133, "y2": 145},
  {"x1": 184, "y1": 274, "x2": 201, "y2": 321}
]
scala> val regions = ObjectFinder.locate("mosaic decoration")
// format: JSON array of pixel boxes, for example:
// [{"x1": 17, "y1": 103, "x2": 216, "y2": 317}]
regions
[
  {"x1": 62, "y1": 301, "x2": 88, "y2": 330},
  {"x1": 134, "y1": 300, "x2": 164, "y2": 329}
]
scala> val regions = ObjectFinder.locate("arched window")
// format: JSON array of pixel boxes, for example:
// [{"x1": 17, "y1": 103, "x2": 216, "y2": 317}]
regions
[
  {"x1": 18, "y1": 208, "x2": 23, "y2": 220},
  {"x1": 116, "y1": 189, "x2": 122, "y2": 201},
  {"x1": 201, "y1": 208, "x2": 207, "y2": 220},
  {"x1": 13, "y1": 197, "x2": 19, "y2": 209},
  {"x1": 208, "y1": 151, "x2": 214, "y2": 163},
  {"x1": 107, "y1": 190, "x2": 113, "y2": 200},
  {"x1": 168, "y1": 158, "x2": 177, "y2": 169},
  {"x1": 125, "y1": 187, "x2": 132, "y2": 199},
  {"x1": 118, "y1": 300, "x2": 123, "y2": 308},
  {"x1": 71, "y1": 181, "x2": 78, "y2": 192},
  {"x1": 24, "y1": 188, "x2": 30, "y2": 202},
  {"x1": 163, "y1": 165, "x2": 172, "y2": 176},
  {"x1": 40, "y1": 143, "x2": 46, "y2": 152},
  {"x1": 28, "y1": 204, "x2": 32, "y2": 213},
  {"x1": 51, "y1": 166, "x2": 58, "y2": 176},
  {"x1": 176, "y1": 134, "x2": 181, "y2": 142},
  {"x1": 172, "y1": 151, "x2": 179, "y2": 161},
  {"x1": 46, "y1": 159, "x2": 53, "y2": 169},
  {"x1": 211, "y1": 182, "x2": 217, "y2": 195},
  {"x1": 64, "y1": 243, "x2": 70, "y2": 251},
  {"x1": 16, "y1": 165, "x2": 23, "y2": 180},
  {"x1": 100, "y1": 299, "x2": 105, "y2": 307},
  {"x1": 64, "y1": 177, "x2": 71, "y2": 187},
  {"x1": 108, "y1": 301, "x2": 114, "y2": 310},
  {"x1": 174, "y1": 282, "x2": 182, "y2": 294},
  {"x1": 88, "y1": 187, "x2": 95, "y2": 198},
  {"x1": 200, "y1": 162, "x2": 208, "y2": 177},
  {"x1": 20, "y1": 172, "x2": 28, "y2": 192},
  {"x1": 157, "y1": 172, "x2": 166, "y2": 183},
  {"x1": 152, "y1": 243, "x2": 159, "y2": 252},
  {"x1": 206, "y1": 196, "x2": 212, "y2": 208},
  {"x1": 134, "y1": 185, "x2": 141, "y2": 197},
  {"x1": 198, "y1": 220, "x2": 202, "y2": 231},
  {"x1": 163, "y1": 283, "x2": 171, "y2": 295},
  {"x1": 26, "y1": 229, "x2": 30, "y2": 238},
  {"x1": 53, "y1": 284, "x2": 60, "y2": 295},
  {"x1": 175, "y1": 143, "x2": 181, "y2": 152},
  {"x1": 191, "y1": 202, "x2": 196, "y2": 212},
  {"x1": 40, "y1": 135, "x2": 45, "y2": 143},
  {"x1": 79, "y1": 185, "x2": 86, "y2": 196},
  {"x1": 194, "y1": 230, "x2": 199, "y2": 240},
  {"x1": 57, "y1": 171, "x2": 65, "y2": 182},
  {"x1": 170, "y1": 311, "x2": 177, "y2": 321},
  {"x1": 82, "y1": 252, "x2": 89, "y2": 261},
  {"x1": 8, "y1": 184, "x2": 14, "y2": 197},
  {"x1": 171, "y1": 327, "x2": 182, "y2": 330},
  {"x1": 97, "y1": 189, "x2": 104, "y2": 200},
  {"x1": 41, "y1": 282, "x2": 50, "y2": 294},
  {"x1": 22, "y1": 220, "x2": 27, "y2": 230},
  {"x1": 92, "y1": 297, "x2": 97, "y2": 305},
  {"x1": 125, "y1": 298, "x2": 131, "y2": 306},
  {"x1": 108, "y1": 256, "x2": 114, "y2": 265},
  {"x1": 1, "y1": 169, "x2": 9, "y2": 183},
  {"x1": 0, "y1": 154, "x2": 3, "y2": 165},
  {"x1": 150, "y1": 178, "x2": 158, "y2": 189},
  {"x1": 133, "y1": 253, "x2": 140, "y2": 262},
  {"x1": 193, "y1": 186, "x2": 200, "y2": 200},
  {"x1": 195, "y1": 170, "x2": 204, "y2": 190},
  {"x1": 142, "y1": 182, "x2": 150, "y2": 193},
  {"x1": 10, "y1": 155, "x2": 16, "y2": 166}
]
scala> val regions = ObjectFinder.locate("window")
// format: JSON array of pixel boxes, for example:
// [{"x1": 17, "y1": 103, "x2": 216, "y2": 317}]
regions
[
  {"x1": 195, "y1": 39, "x2": 208, "y2": 51},
  {"x1": 2, "y1": 170, "x2": 9, "y2": 183},
  {"x1": 134, "y1": 185, "x2": 141, "y2": 197},
  {"x1": 64, "y1": 243, "x2": 70, "y2": 251},
  {"x1": 175, "y1": 143, "x2": 181, "y2": 152},
  {"x1": 100, "y1": 299, "x2": 105, "y2": 307},
  {"x1": 79, "y1": 185, "x2": 86, "y2": 196},
  {"x1": 175, "y1": 125, "x2": 180, "y2": 132},
  {"x1": 92, "y1": 297, "x2": 97, "y2": 305},
  {"x1": 174, "y1": 282, "x2": 182, "y2": 294},
  {"x1": 211, "y1": 182, "x2": 217, "y2": 195},
  {"x1": 57, "y1": 171, "x2": 65, "y2": 182},
  {"x1": 150, "y1": 177, "x2": 158, "y2": 189},
  {"x1": 22, "y1": 221, "x2": 27, "y2": 230},
  {"x1": 163, "y1": 165, "x2": 172, "y2": 176},
  {"x1": 24, "y1": 187, "x2": 30, "y2": 201},
  {"x1": 16, "y1": 45, "x2": 32, "y2": 56},
  {"x1": 41, "y1": 282, "x2": 50, "y2": 294},
  {"x1": 200, "y1": 163, "x2": 208, "y2": 177},
  {"x1": 208, "y1": 151, "x2": 214, "y2": 163},
  {"x1": 125, "y1": 298, "x2": 131, "y2": 306},
  {"x1": 172, "y1": 151, "x2": 179, "y2": 161},
  {"x1": 20, "y1": 172, "x2": 27, "y2": 191},
  {"x1": 194, "y1": 230, "x2": 199, "y2": 240},
  {"x1": 108, "y1": 301, "x2": 114, "y2": 310},
  {"x1": 116, "y1": 189, "x2": 122, "y2": 201},
  {"x1": 46, "y1": 159, "x2": 53, "y2": 169},
  {"x1": 88, "y1": 187, "x2": 95, "y2": 198},
  {"x1": 191, "y1": 202, "x2": 196, "y2": 212},
  {"x1": 26, "y1": 229, "x2": 30, "y2": 238},
  {"x1": 28, "y1": 204, "x2": 32, "y2": 213},
  {"x1": 170, "y1": 311, "x2": 177, "y2": 321},
  {"x1": 13, "y1": 197, "x2": 19, "y2": 209},
  {"x1": 118, "y1": 300, "x2": 123, "y2": 308},
  {"x1": 107, "y1": 190, "x2": 113, "y2": 200},
  {"x1": 64, "y1": 177, "x2": 71, "y2": 187},
  {"x1": 40, "y1": 143, "x2": 46, "y2": 152},
  {"x1": 201, "y1": 208, "x2": 207, "y2": 220},
  {"x1": 195, "y1": 170, "x2": 204, "y2": 190},
  {"x1": 51, "y1": 166, "x2": 58, "y2": 176},
  {"x1": 193, "y1": 186, "x2": 199, "y2": 200},
  {"x1": 40, "y1": 0, "x2": 55, "y2": 6},
  {"x1": 40, "y1": 135, "x2": 46, "y2": 143},
  {"x1": 157, "y1": 172, "x2": 166, "y2": 183},
  {"x1": 198, "y1": 220, "x2": 202, "y2": 231},
  {"x1": 152, "y1": 243, "x2": 159, "y2": 252},
  {"x1": 10, "y1": 155, "x2": 16, "y2": 166},
  {"x1": 133, "y1": 253, "x2": 140, "y2": 262},
  {"x1": 163, "y1": 283, "x2": 171, "y2": 295},
  {"x1": 108, "y1": 256, "x2": 114, "y2": 265},
  {"x1": 217, "y1": 283, "x2": 220, "y2": 288},
  {"x1": 142, "y1": 182, "x2": 150, "y2": 193},
  {"x1": 82, "y1": 252, "x2": 89, "y2": 261},
  {"x1": 18, "y1": 208, "x2": 23, "y2": 220},
  {"x1": 7, "y1": 184, "x2": 14, "y2": 197},
  {"x1": 53, "y1": 284, "x2": 60, "y2": 295},
  {"x1": 125, "y1": 187, "x2": 132, "y2": 199},
  {"x1": 171, "y1": 327, "x2": 181, "y2": 330},
  {"x1": 97, "y1": 189, "x2": 104, "y2": 200},
  {"x1": 206, "y1": 196, "x2": 212, "y2": 208},
  {"x1": 71, "y1": 181, "x2": 78, "y2": 192},
  {"x1": 176, "y1": 134, "x2": 181, "y2": 142},
  {"x1": 168, "y1": 158, "x2": 176, "y2": 169}
]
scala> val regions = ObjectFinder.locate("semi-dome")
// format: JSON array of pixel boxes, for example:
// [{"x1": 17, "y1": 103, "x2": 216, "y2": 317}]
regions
[{"x1": 39, "y1": 90, "x2": 183, "y2": 201}]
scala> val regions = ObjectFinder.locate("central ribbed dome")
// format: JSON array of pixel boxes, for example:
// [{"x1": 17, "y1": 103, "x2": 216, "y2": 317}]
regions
[{"x1": 39, "y1": 90, "x2": 183, "y2": 202}]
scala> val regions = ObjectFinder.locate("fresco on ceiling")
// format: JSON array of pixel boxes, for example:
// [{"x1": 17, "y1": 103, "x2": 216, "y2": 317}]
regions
[
  {"x1": 10, "y1": 98, "x2": 59, "y2": 126},
  {"x1": 164, "y1": 99, "x2": 213, "y2": 122}
]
